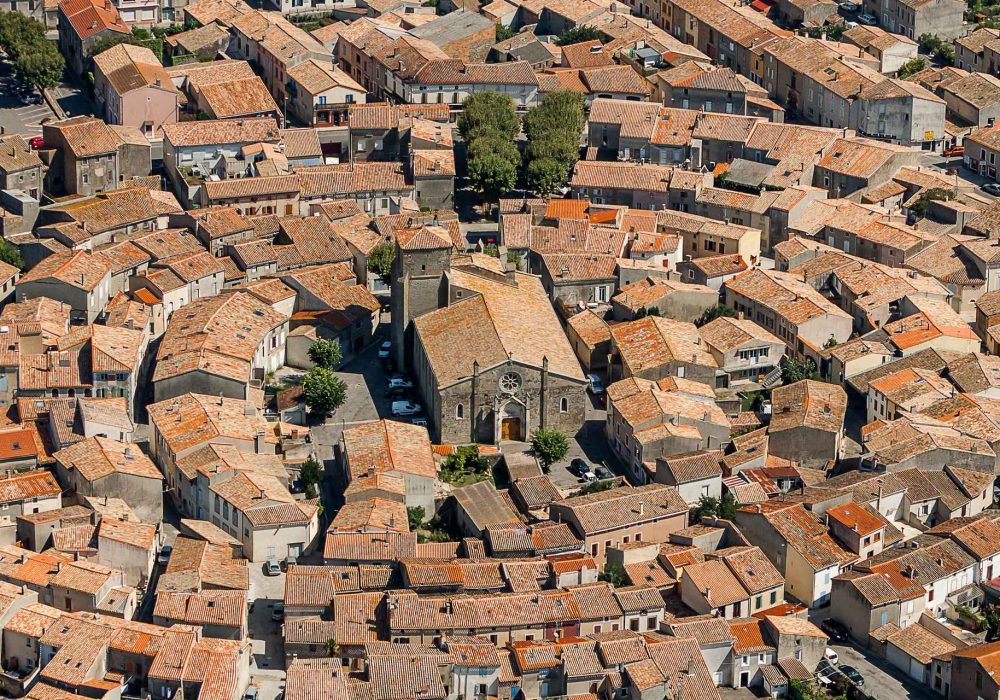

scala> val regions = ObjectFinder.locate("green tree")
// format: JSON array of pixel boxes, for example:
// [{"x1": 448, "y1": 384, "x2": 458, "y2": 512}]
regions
[
  {"x1": 0, "y1": 12, "x2": 64, "y2": 89},
  {"x1": 780, "y1": 356, "x2": 819, "y2": 384},
  {"x1": 407, "y1": 506, "x2": 425, "y2": 531},
  {"x1": 299, "y1": 456, "x2": 324, "y2": 499},
  {"x1": 325, "y1": 639, "x2": 339, "y2": 657},
  {"x1": 308, "y1": 338, "x2": 343, "y2": 371},
  {"x1": 495, "y1": 23, "x2": 515, "y2": 41},
  {"x1": 556, "y1": 25, "x2": 601, "y2": 45},
  {"x1": 695, "y1": 304, "x2": 736, "y2": 327},
  {"x1": 918, "y1": 33, "x2": 943, "y2": 53},
  {"x1": 367, "y1": 241, "x2": 396, "y2": 284},
  {"x1": 468, "y1": 134, "x2": 520, "y2": 170},
  {"x1": 898, "y1": 56, "x2": 928, "y2": 78},
  {"x1": 0, "y1": 239, "x2": 23, "y2": 270},
  {"x1": 693, "y1": 495, "x2": 720, "y2": 520},
  {"x1": 522, "y1": 91, "x2": 585, "y2": 194},
  {"x1": 525, "y1": 157, "x2": 565, "y2": 196},
  {"x1": 910, "y1": 186, "x2": 955, "y2": 218},
  {"x1": 524, "y1": 90, "x2": 586, "y2": 140},
  {"x1": 530, "y1": 428, "x2": 570, "y2": 471},
  {"x1": 15, "y1": 46, "x2": 64, "y2": 88},
  {"x1": 525, "y1": 132, "x2": 579, "y2": 171},
  {"x1": 600, "y1": 562, "x2": 628, "y2": 586},
  {"x1": 468, "y1": 150, "x2": 518, "y2": 203},
  {"x1": 458, "y1": 91, "x2": 519, "y2": 143},
  {"x1": 302, "y1": 367, "x2": 347, "y2": 415},
  {"x1": 718, "y1": 492, "x2": 738, "y2": 519}
]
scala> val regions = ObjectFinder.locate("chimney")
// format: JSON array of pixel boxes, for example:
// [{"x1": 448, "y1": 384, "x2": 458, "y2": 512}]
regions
[
  {"x1": 254, "y1": 430, "x2": 265, "y2": 453},
  {"x1": 737, "y1": 311, "x2": 744, "y2": 320},
  {"x1": 705, "y1": 585, "x2": 712, "y2": 600},
  {"x1": 218, "y1": 392, "x2": 224, "y2": 405},
  {"x1": 638, "y1": 502, "x2": 645, "y2": 516}
]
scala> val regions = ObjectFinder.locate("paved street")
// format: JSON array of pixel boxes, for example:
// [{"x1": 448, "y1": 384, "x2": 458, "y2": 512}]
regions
[{"x1": 247, "y1": 563, "x2": 287, "y2": 700}]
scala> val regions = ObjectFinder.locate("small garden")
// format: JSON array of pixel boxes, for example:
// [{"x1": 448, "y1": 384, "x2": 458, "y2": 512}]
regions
[{"x1": 439, "y1": 445, "x2": 493, "y2": 488}]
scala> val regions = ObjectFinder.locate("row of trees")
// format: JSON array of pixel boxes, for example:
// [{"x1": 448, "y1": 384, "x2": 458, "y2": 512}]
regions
[
  {"x1": 459, "y1": 91, "x2": 522, "y2": 203},
  {"x1": 458, "y1": 90, "x2": 586, "y2": 202},
  {"x1": 0, "y1": 11, "x2": 64, "y2": 88},
  {"x1": 524, "y1": 91, "x2": 586, "y2": 196}
]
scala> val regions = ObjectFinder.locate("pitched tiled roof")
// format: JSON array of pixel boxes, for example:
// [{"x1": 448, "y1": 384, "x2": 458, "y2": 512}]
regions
[{"x1": 552, "y1": 484, "x2": 687, "y2": 535}]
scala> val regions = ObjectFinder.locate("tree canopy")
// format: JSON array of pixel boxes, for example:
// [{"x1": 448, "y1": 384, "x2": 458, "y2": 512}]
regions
[
  {"x1": 780, "y1": 356, "x2": 820, "y2": 384},
  {"x1": 458, "y1": 91, "x2": 519, "y2": 143},
  {"x1": 460, "y1": 91, "x2": 520, "y2": 203},
  {"x1": 0, "y1": 239, "x2": 24, "y2": 270},
  {"x1": 556, "y1": 25, "x2": 601, "y2": 45},
  {"x1": 307, "y1": 339, "x2": 343, "y2": 371},
  {"x1": 897, "y1": 56, "x2": 927, "y2": 78},
  {"x1": 302, "y1": 367, "x2": 348, "y2": 415},
  {"x1": 298, "y1": 456, "x2": 324, "y2": 499},
  {"x1": 531, "y1": 428, "x2": 570, "y2": 471},
  {"x1": 467, "y1": 149, "x2": 518, "y2": 203},
  {"x1": 0, "y1": 11, "x2": 65, "y2": 88},
  {"x1": 367, "y1": 241, "x2": 396, "y2": 284},
  {"x1": 522, "y1": 91, "x2": 585, "y2": 195},
  {"x1": 695, "y1": 304, "x2": 736, "y2": 327}
]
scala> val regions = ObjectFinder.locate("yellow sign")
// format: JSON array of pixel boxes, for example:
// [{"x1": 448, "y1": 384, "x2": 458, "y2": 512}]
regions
[{"x1": 924, "y1": 130, "x2": 936, "y2": 140}]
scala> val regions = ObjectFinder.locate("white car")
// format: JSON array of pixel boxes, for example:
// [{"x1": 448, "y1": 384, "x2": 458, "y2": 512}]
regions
[
  {"x1": 378, "y1": 341, "x2": 391, "y2": 359},
  {"x1": 392, "y1": 400, "x2": 422, "y2": 417},
  {"x1": 824, "y1": 648, "x2": 839, "y2": 665},
  {"x1": 857, "y1": 12, "x2": 877, "y2": 23},
  {"x1": 387, "y1": 377, "x2": 414, "y2": 392}
]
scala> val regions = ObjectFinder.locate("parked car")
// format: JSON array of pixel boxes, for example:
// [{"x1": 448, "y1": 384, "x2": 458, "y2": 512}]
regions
[
  {"x1": 838, "y1": 1, "x2": 858, "y2": 10},
  {"x1": 843, "y1": 20, "x2": 858, "y2": 28},
  {"x1": 942, "y1": 145, "x2": 965, "y2": 157},
  {"x1": 824, "y1": 648, "x2": 839, "y2": 665},
  {"x1": 570, "y1": 458, "x2": 591, "y2": 477},
  {"x1": 821, "y1": 618, "x2": 849, "y2": 642},
  {"x1": 983, "y1": 183, "x2": 1000, "y2": 196},
  {"x1": 816, "y1": 660, "x2": 838, "y2": 687},
  {"x1": 387, "y1": 376, "x2": 414, "y2": 391},
  {"x1": 157, "y1": 545, "x2": 172, "y2": 566},
  {"x1": 586, "y1": 373, "x2": 605, "y2": 395},
  {"x1": 594, "y1": 466, "x2": 614, "y2": 480},
  {"x1": 839, "y1": 665, "x2": 864, "y2": 687},
  {"x1": 391, "y1": 400, "x2": 422, "y2": 417},
  {"x1": 245, "y1": 688, "x2": 259, "y2": 700},
  {"x1": 271, "y1": 603, "x2": 285, "y2": 622},
  {"x1": 265, "y1": 557, "x2": 281, "y2": 576},
  {"x1": 378, "y1": 341, "x2": 391, "y2": 359},
  {"x1": 410, "y1": 417, "x2": 428, "y2": 427},
  {"x1": 857, "y1": 12, "x2": 877, "y2": 23},
  {"x1": 28, "y1": 136, "x2": 44, "y2": 149}
]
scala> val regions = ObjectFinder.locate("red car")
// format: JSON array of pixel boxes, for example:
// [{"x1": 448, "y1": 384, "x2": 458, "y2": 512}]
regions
[
  {"x1": 942, "y1": 145, "x2": 964, "y2": 157},
  {"x1": 28, "y1": 136, "x2": 44, "y2": 150}
]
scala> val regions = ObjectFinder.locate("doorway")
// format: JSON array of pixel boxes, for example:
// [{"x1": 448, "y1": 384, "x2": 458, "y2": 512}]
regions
[
  {"x1": 500, "y1": 402, "x2": 524, "y2": 441},
  {"x1": 739, "y1": 672, "x2": 750, "y2": 688}
]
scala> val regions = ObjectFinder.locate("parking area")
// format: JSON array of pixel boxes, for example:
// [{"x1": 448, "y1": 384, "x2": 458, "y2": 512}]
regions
[
  {"x1": 825, "y1": 642, "x2": 938, "y2": 700},
  {"x1": 0, "y1": 62, "x2": 53, "y2": 137}
]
